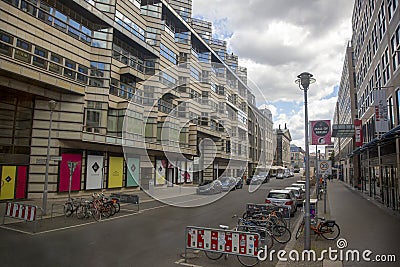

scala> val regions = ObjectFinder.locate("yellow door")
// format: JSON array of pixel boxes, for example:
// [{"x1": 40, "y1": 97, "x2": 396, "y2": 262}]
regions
[{"x1": 0, "y1": 166, "x2": 16, "y2": 200}]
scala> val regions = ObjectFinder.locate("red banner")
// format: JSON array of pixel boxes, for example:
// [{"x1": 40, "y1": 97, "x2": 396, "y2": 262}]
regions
[{"x1": 354, "y1": 119, "x2": 363, "y2": 147}]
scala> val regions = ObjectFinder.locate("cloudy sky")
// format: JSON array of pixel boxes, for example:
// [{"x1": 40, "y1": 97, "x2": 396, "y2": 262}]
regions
[{"x1": 192, "y1": 0, "x2": 355, "y2": 151}]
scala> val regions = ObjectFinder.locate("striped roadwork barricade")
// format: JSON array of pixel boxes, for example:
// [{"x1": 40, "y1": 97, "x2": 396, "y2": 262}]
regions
[{"x1": 2, "y1": 201, "x2": 43, "y2": 233}]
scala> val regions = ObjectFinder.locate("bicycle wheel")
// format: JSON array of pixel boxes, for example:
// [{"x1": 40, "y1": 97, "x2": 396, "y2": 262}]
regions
[
  {"x1": 237, "y1": 255, "x2": 259, "y2": 267},
  {"x1": 90, "y1": 203, "x2": 101, "y2": 222},
  {"x1": 204, "y1": 251, "x2": 223, "y2": 260},
  {"x1": 320, "y1": 223, "x2": 340, "y2": 240},
  {"x1": 268, "y1": 215, "x2": 287, "y2": 228},
  {"x1": 262, "y1": 232, "x2": 274, "y2": 251},
  {"x1": 76, "y1": 204, "x2": 86, "y2": 219},
  {"x1": 101, "y1": 203, "x2": 113, "y2": 218},
  {"x1": 295, "y1": 221, "x2": 305, "y2": 240},
  {"x1": 109, "y1": 203, "x2": 117, "y2": 216},
  {"x1": 271, "y1": 225, "x2": 291, "y2": 244},
  {"x1": 63, "y1": 202, "x2": 74, "y2": 217},
  {"x1": 113, "y1": 202, "x2": 120, "y2": 213}
]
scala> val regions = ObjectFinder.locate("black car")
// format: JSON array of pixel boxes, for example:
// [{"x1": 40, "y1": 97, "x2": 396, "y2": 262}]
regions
[{"x1": 235, "y1": 177, "x2": 243, "y2": 189}]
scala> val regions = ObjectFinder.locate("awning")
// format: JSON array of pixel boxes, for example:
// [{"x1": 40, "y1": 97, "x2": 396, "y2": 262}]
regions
[{"x1": 381, "y1": 124, "x2": 400, "y2": 140}]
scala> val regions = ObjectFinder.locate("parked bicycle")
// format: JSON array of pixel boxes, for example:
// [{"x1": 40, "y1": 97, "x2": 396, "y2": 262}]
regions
[
  {"x1": 295, "y1": 216, "x2": 340, "y2": 240},
  {"x1": 63, "y1": 198, "x2": 81, "y2": 217}
]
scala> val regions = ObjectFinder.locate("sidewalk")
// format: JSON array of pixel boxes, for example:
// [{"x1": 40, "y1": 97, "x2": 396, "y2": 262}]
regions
[
  {"x1": 0, "y1": 184, "x2": 197, "y2": 220},
  {"x1": 340, "y1": 181, "x2": 400, "y2": 219},
  {"x1": 276, "y1": 182, "x2": 343, "y2": 267}
]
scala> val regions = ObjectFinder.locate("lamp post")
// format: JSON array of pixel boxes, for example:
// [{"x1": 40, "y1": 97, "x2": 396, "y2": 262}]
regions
[
  {"x1": 43, "y1": 100, "x2": 57, "y2": 215},
  {"x1": 295, "y1": 72, "x2": 316, "y2": 250}
]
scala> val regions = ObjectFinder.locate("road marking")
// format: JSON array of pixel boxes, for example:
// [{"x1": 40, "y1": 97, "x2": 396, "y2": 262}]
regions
[
  {"x1": 174, "y1": 259, "x2": 203, "y2": 267},
  {"x1": 0, "y1": 225, "x2": 34, "y2": 235}
]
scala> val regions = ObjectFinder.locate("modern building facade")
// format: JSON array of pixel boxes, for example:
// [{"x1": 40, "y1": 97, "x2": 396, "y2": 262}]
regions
[
  {"x1": 333, "y1": 42, "x2": 358, "y2": 184},
  {"x1": 273, "y1": 124, "x2": 291, "y2": 168},
  {"x1": 248, "y1": 106, "x2": 274, "y2": 177},
  {"x1": 0, "y1": 0, "x2": 272, "y2": 201},
  {"x1": 335, "y1": 0, "x2": 400, "y2": 212}
]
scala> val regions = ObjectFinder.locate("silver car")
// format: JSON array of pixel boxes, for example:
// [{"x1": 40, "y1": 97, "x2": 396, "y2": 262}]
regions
[
  {"x1": 285, "y1": 187, "x2": 304, "y2": 206},
  {"x1": 197, "y1": 180, "x2": 222, "y2": 194},
  {"x1": 265, "y1": 189, "x2": 297, "y2": 216},
  {"x1": 291, "y1": 183, "x2": 306, "y2": 193}
]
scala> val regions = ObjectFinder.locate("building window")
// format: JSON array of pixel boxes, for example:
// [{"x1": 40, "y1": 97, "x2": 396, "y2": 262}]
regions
[
  {"x1": 190, "y1": 66, "x2": 200, "y2": 81},
  {"x1": 0, "y1": 30, "x2": 13, "y2": 56},
  {"x1": 107, "y1": 109, "x2": 124, "y2": 137},
  {"x1": 396, "y1": 89, "x2": 400, "y2": 125},
  {"x1": 382, "y1": 47, "x2": 390, "y2": 85},
  {"x1": 378, "y1": 3, "x2": 386, "y2": 41},
  {"x1": 391, "y1": 26, "x2": 400, "y2": 72},
  {"x1": 388, "y1": 0, "x2": 398, "y2": 21},
  {"x1": 160, "y1": 43, "x2": 177, "y2": 64},
  {"x1": 33, "y1": 46, "x2": 48, "y2": 69},
  {"x1": 49, "y1": 53, "x2": 62, "y2": 74},
  {"x1": 85, "y1": 101, "x2": 103, "y2": 133},
  {"x1": 15, "y1": 39, "x2": 31, "y2": 63},
  {"x1": 64, "y1": 59, "x2": 76, "y2": 79},
  {"x1": 77, "y1": 64, "x2": 88, "y2": 84}
]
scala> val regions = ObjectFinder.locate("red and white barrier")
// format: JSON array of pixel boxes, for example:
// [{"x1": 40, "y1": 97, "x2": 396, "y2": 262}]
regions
[{"x1": 5, "y1": 202, "x2": 38, "y2": 222}]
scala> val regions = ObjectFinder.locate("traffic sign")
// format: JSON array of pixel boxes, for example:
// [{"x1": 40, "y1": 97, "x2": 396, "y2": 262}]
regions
[{"x1": 318, "y1": 160, "x2": 332, "y2": 175}]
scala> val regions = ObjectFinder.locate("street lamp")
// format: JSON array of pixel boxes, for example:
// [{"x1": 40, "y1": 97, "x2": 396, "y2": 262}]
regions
[
  {"x1": 295, "y1": 72, "x2": 316, "y2": 250},
  {"x1": 43, "y1": 100, "x2": 57, "y2": 215}
]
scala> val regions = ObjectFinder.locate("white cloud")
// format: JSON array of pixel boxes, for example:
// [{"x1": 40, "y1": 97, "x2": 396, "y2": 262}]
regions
[{"x1": 192, "y1": 0, "x2": 353, "y2": 148}]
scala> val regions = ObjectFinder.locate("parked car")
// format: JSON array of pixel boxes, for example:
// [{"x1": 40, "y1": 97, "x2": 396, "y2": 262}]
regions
[
  {"x1": 197, "y1": 180, "x2": 222, "y2": 194},
  {"x1": 276, "y1": 172, "x2": 284, "y2": 179},
  {"x1": 291, "y1": 183, "x2": 306, "y2": 193},
  {"x1": 235, "y1": 177, "x2": 243, "y2": 189},
  {"x1": 246, "y1": 175, "x2": 264, "y2": 185},
  {"x1": 257, "y1": 172, "x2": 270, "y2": 183},
  {"x1": 219, "y1": 176, "x2": 238, "y2": 191},
  {"x1": 285, "y1": 187, "x2": 304, "y2": 206},
  {"x1": 294, "y1": 168, "x2": 300, "y2": 173},
  {"x1": 265, "y1": 189, "x2": 297, "y2": 216}
]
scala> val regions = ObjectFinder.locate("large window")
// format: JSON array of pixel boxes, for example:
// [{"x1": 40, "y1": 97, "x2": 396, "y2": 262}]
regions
[
  {"x1": 85, "y1": 101, "x2": 103, "y2": 133},
  {"x1": 0, "y1": 91, "x2": 34, "y2": 162},
  {"x1": 115, "y1": 10, "x2": 145, "y2": 41},
  {"x1": 89, "y1": 61, "x2": 110, "y2": 87},
  {"x1": 160, "y1": 43, "x2": 177, "y2": 64},
  {"x1": 190, "y1": 66, "x2": 200, "y2": 81}
]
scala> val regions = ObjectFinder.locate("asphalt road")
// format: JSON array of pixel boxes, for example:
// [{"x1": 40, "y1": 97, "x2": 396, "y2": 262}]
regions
[{"x1": 0, "y1": 175, "x2": 303, "y2": 267}]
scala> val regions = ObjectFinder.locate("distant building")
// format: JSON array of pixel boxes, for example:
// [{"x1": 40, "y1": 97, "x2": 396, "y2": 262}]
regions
[
  {"x1": 273, "y1": 124, "x2": 291, "y2": 167},
  {"x1": 290, "y1": 144, "x2": 305, "y2": 170},
  {"x1": 325, "y1": 145, "x2": 334, "y2": 160}
]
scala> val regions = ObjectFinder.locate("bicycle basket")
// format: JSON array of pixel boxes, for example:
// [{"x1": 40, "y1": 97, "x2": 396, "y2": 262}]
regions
[{"x1": 324, "y1": 220, "x2": 335, "y2": 227}]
